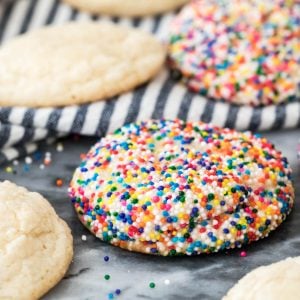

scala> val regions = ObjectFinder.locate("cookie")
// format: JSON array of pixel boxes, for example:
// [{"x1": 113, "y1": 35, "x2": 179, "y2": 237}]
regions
[
  {"x1": 63, "y1": 0, "x2": 189, "y2": 17},
  {"x1": 69, "y1": 119, "x2": 294, "y2": 256},
  {"x1": 0, "y1": 181, "x2": 73, "y2": 299},
  {"x1": 0, "y1": 22, "x2": 165, "y2": 107},
  {"x1": 168, "y1": 0, "x2": 300, "y2": 106},
  {"x1": 223, "y1": 257, "x2": 300, "y2": 300}
]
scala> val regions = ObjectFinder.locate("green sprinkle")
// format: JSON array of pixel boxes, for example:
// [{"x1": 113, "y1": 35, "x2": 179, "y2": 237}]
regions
[
  {"x1": 169, "y1": 249, "x2": 177, "y2": 256},
  {"x1": 149, "y1": 282, "x2": 156, "y2": 288},
  {"x1": 104, "y1": 274, "x2": 110, "y2": 280},
  {"x1": 208, "y1": 193, "x2": 215, "y2": 201}
]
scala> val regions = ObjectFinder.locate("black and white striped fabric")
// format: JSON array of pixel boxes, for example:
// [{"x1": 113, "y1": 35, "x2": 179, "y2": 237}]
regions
[{"x1": 0, "y1": 0, "x2": 300, "y2": 164}]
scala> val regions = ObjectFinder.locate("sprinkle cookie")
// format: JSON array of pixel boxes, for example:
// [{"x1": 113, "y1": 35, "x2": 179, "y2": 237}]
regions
[
  {"x1": 0, "y1": 181, "x2": 73, "y2": 299},
  {"x1": 63, "y1": 0, "x2": 189, "y2": 17},
  {"x1": 69, "y1": 120, "x2": 294, "y2": 256},
  {"x1": 168, "y1": 0, "x2": 300, "y2": 106},
  {"x1": 0, "y1": 22, "x2": 165, "y2": 107}
]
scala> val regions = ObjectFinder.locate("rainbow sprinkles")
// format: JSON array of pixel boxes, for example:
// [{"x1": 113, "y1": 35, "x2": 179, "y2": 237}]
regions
[
  {"x1": 69, "y1": 120, "x2": 294, "y2": 256},
  {"x1": 168, "y1": 0, "x2": 300, "y2": 106}
]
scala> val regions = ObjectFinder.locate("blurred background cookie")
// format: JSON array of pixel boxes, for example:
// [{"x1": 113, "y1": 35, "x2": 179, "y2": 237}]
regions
[
  {"x1": 0, "y1": 181, "x2": 73, "y2": 300},
  {"x1": 168, "y1": 0, "x2": 300, "y2": 106},
  {"x1": 63, "y1": 0, "x2": 190, "y2": 17},
  {"x1": 0, "y1": 22, "x2": 166, "y2": 107}
]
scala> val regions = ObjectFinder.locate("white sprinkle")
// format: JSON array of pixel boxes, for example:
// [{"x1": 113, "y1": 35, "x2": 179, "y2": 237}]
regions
[
  {"x1": 81, "y1": 235, "x2": 87, "y2": 241},
  {"x1": 164, "y1": 279, "x2": 170, "y2": 285},
  {"x1": 56, "y1": 143, "x2": 64, "y2": 152},
  {"x1": 12, "y1": 160, "x2": 19, "y2": 166},
  {"x1": 45, "y1": 152, "x2": 52, "y2": 158},
  {"x1": 25, "y1": 157, "x2": 32, "y2": 164},
  {"x1": 39, "y1": 164, "x2": 45, "y2": 170}
]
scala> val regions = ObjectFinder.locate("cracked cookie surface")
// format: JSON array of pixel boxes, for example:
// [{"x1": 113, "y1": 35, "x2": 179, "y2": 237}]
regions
[
  {"x1": 0, "y1": 181, "x2": 73, "y2": 300},
  {"x1": 0, "y1": 22, "x2": 165, "y2": 107},
  {"x1": 223, "y1": 257, "x2": 300, "y2": 300}
]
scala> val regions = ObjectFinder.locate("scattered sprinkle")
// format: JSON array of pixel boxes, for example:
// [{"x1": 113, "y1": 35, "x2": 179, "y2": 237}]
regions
[
  {"x1": 104, "y1": 274, "x2": 110, "y2": 280},
  {"x1": 104, "y1": 256, "x2": 110, "y2": 262},
  {"x1": 164, "y1": 279, "x2": 170, "y2": 285},
  {"x1": 25, "y1": 157, "x2": 32, "y2": 165},
  {"x1": 56, "y1": 143, "x2": 64, "y2": 152},
  {"x1": 115, "y1": 289, "x2": 121, "y2": 295},
  {"x1": 56, "y1": 178, "x2": 64, "y2": 187},
  {"x1": 149, "y1": 282, "x2": 156, "y2": 289},
  {"x1": 23, "y1": 165, "x2": 30, "y2": 172},
  {"x1": 33, "y1": 151, "x2": 42, "y2": 161},
  {"x1": 108, "y1": 293, "x2": 114, "y2": 299},
  {"x1": 12, "y1": 160, "x2": 19, "y2": 166},
  {"x1": 240, "y1": 250, "x2": 247, "y2": 257},
  {"x1": 45, "y1": 152, "x2": 51, "y2": 158},
  {"x1": 5, "y1": 166, "x2": 13, "y2": 173},
  {"x1": 81, "y1": 235, "x2": 87, "y2": 241},
  {"x1": 44, "y1": 158, "x2": 51, "y2": 166}
]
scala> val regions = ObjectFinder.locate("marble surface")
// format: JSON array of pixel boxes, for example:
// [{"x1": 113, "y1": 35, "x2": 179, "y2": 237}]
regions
[{"x1": 0, "y1": 129, "x2": 299, "y2": 300}]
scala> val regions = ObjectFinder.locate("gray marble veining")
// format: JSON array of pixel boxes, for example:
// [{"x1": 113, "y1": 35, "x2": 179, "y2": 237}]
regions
[{"x1": 1, "y1": 130, "x2": 299, "y2": 300}]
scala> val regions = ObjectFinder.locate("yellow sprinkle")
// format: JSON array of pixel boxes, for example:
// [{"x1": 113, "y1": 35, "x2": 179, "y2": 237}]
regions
[
  {"x1": 5, "y1": 167, "x2": 13, "y2": 173},
  {"x1": 216, "y1": 240, "x2": 223, "y2": 246},
  {"x1": 230, "y1": 228, "x2": 237, "y2": 235}
]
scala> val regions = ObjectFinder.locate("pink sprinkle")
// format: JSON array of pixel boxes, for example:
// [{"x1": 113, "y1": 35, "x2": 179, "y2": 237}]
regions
[
  {"x1": 240, "y1": 251, "x2": 247, "y2": 257},
  {"x1": 152, "y1": 196, "x2": 160, "y2": 203}
]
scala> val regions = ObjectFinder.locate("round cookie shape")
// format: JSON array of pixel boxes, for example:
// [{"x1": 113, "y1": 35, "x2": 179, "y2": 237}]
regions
[
  {"x1": 0, "y1": 22, "x2": 165, "y2": 107},
  {"x1": 69, "y1": 120, "x2": 294, "y2": 256},
  {"x1": 168, "y1": 0, "x2": 300, "y2": 106},
  {"x1": 63, "y1": 0, "x2": 189, "y2": 17},
  {"x1": 0, "y1": 181, "x2": 73, "y2": 299},
  {"x1": 223, "y1": 257, "x2": 300, "y2": 300}
]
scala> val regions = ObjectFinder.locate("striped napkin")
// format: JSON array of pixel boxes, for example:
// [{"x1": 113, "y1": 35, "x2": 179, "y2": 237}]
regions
[{"x1": 0, "y1": 0, "x2": 299, "y2": 165}]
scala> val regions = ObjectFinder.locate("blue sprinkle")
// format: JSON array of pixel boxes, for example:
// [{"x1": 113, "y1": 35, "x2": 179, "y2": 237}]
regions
[{"x1": 115, "y1": 289, "x2": 121, "y2": 295}]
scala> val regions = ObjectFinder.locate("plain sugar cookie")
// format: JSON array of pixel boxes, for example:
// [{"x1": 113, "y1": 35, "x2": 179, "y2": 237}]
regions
[
  {"x1": 63, "y1": 0, "x2": 189, "y2": 17},
  {"x1": 69, "y1": 119, "x2": 294, "y2": 256},
  {"x1": 0, "y1": 181, "x2": 73, "y2": 300},
  {"x1": 168, "y1": 0, "x2": 300, "y2": 106},
  {"x1": 0, "y1": 22, "x2": 166, "y2": 107},
  {"x1": 223, "y1": 257, "x2": 300, "y2": 300}
]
